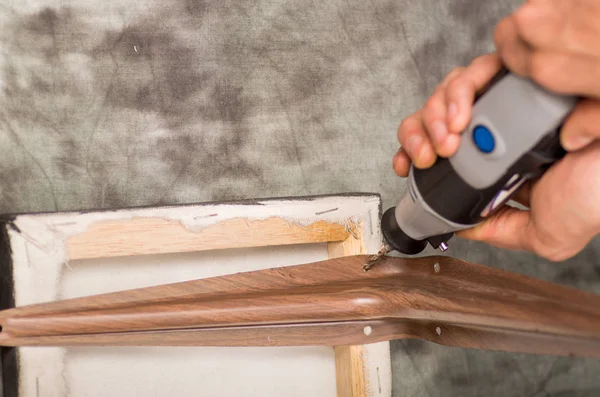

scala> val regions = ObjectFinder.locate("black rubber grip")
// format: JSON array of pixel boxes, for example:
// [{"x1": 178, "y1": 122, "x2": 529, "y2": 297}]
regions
[{"x1": 413, "y1": 128, "x2": 566, "y2": 226}]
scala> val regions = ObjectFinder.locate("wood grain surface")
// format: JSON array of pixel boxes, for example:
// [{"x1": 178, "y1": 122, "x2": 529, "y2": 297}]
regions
[
  {"x1": 66, "y1": 217, "x2": 351, "y2": 260},
  {"x1": 1, "y1": 254, "x2": 599, "y2": 357}
]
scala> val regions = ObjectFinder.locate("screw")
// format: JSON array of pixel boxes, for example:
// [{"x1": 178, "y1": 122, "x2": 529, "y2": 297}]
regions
[{"x1": 434, "y1": 263, "x2": 440, "y2": 273}]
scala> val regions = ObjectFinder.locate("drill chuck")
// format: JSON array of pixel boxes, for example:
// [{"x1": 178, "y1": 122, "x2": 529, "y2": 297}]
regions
[{"x1": 380, "y1": 207, "x2": 427, "y2": 255}]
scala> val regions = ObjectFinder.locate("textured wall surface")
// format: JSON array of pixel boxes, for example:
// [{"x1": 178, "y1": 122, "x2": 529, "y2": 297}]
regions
[{"x1": 1, "y1": 0, "x2": 599, "y2": 395}]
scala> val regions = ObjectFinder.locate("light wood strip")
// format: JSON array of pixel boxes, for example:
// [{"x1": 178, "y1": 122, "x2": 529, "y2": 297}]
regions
[
  {"x1": 334, "y1": 345, "x2": 366, "y2": 397},
  {"x1": 66, "y1": 217, "x2": 351, "y2": 260},
  {"x1": 329, "y1": 225, "x2": 368, "y2": 397}
]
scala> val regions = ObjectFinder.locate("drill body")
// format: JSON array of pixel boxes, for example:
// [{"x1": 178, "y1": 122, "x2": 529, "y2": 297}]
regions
[{"x1": 382, "y1": 69, "x2": 577, "y2": 255}]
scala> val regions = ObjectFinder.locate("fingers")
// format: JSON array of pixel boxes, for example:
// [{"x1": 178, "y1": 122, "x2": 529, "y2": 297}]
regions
[
  {"x1": 457, "y1": 206, "x2": 586, "y2": 261},
  {"x1": 561, "y1": 98, "x2": 600, "y2": 151},
  {"x1": 397, "y1": 110, "x2": 436, "y2": 169},
  {"x1": 526, "y1": 52, "x2": 600, "y2": 97},
  {"x1": 494, "y1": 1, "x2": 600, "y2": 97},
  {"x1": 456, "y1": 206, "x2": 535, "y2": 252},
  {"x1": 511, "y1": 2, "x2": 566, "y2": 51},
  {"x1": 421, "y1": 84, "x2": 459, "y2": 157},
  {"x1": 513, "y1": 1, "x2": 599, "y2": 58},
  {"x1": 396, "y1": 53, "x2": 503, "y2": 173},
  {"x1": 444, "y1": 53, "x2": 503, "y2": 134},
  {"x1": 494, "y1": 16, "x2": 534, "y2": 77},
  {"x1": 392, "y1": 148, "x2": 411, "y2": 177},
  {"x1": 407, "y1": 67, "x2": 464, "y2": 160}
]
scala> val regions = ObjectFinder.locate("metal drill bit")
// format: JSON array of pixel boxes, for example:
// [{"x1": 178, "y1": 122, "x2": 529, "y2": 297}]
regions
[{"x1": 363, "y1": 243, "x2": 392, "y2": 271}]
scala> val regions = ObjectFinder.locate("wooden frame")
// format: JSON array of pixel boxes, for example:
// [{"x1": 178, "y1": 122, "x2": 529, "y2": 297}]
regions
[
  {"x1": 2, "y1": 193, "x2": 600, "y2": 396},
  {"x1": 0, "y1": 194, "x2": 391, "y2": 397},
  {"x1": 4, "y1": 254, "x2": 600, "y2": 357}
]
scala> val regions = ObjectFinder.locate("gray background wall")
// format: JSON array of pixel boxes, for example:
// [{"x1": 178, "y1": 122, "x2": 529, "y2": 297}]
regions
[{"x1": 1, "y1": 0, "x2": 599, "y2": 395}]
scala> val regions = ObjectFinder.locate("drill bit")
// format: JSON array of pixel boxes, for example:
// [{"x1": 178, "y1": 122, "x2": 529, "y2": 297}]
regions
[{"x1": 363, "y1": 243, "x2": 392, "y2": 271}]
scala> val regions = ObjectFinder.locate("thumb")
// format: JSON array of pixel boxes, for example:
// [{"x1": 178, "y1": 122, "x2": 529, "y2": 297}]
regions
[
  {"x1": 456, "y1": 206, "x2": 534, "y2": 252},
  {"x1": 561, "y1": 99, "x2": 600, "y2": 151}
]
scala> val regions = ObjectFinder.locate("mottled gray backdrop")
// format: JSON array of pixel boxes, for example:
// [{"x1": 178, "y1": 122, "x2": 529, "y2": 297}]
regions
[{"x1": 1, "y1": 0, "x2": 599, "y2": 395}]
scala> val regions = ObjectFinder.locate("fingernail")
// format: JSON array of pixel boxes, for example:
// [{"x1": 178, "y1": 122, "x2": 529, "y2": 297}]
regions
[
  {"x1": 406, "y1": 135, "x2": 423, "y2": 158},
  {"x1": 563, "y1": 135, "x2": 593, "y2": 151},
  {"x1": 431, "y1": 121, "x2": 448, "y2": 146}
]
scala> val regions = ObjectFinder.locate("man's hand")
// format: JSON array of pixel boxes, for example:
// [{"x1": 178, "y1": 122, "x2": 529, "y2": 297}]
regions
[
  {"x1": 460, "y1": 142, "x2": 600, "y2": 261},
  {"x1": 393, "y1": 0, "x2": 600, "y2": 261},
  {"x1": 494, "y1": 0, "x2": 600, "y2": 151}
]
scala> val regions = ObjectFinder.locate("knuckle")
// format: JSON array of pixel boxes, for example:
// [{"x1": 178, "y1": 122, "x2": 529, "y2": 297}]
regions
[
  {"x1": 512, "y1": 10, "x2": 530, "y2": 34},
  {"x1": 398, "y1": 119, "x2": 408, "y2": 140},
  {"x1": 493, "y1": 25, "x2": 503, "y2": 45},
  {"x1": 528, "y1": 53, "x2": 551, "y2": 83},
  {"x1": 452, "y1": 66, "x2": 466, "y2": 75},
  {"x1": 566, "y1": 104, "x2": 591, "y2": 135},
  {"x1": 446, "y1": 77, "x2": 466, "y2": 98},
  {"x1": 424, "y1": 95, "x2": 437, "y2": 109},
  {"x1": 544, "y1": 250, "x2": 570, "y2": 262},
  {"x1": 529, "y1": 54, "x2": 569, "y2": 94},
  {"x1": 470, "y1": 53, "x2": 502, "y2": 76},
  {"x1": 493, "y1": 17, "x2": 511, "y2": 46},
  {"x1": 529, "y1": 233, "x2": 565, "y2": 261},
  {"x1": 399, "y1": 118, "x2": 408, "y2": 131},
  {"x1": 423, "y1": 95, "x2": 440, "y2": 116},
  {"x1": 446, "y1": 66, "x2": 465, "y2": 82},
  {"x1": 398, "y1": 116, "x2": 417, "y2": 141},
  {"x1": 470, "y1": 54, "x2": 492, "y2": 68},
  {"x1": 512, "y1": 6, "x2": 542, "y2": 35},
  {"x1": 529, "y1": 239, "x2": 551, "y2": 259}
]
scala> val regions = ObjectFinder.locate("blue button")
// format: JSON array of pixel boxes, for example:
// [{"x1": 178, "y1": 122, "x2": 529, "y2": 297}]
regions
[{"x1": 472, "y1": 125, "x2": 495, "y2": 153}]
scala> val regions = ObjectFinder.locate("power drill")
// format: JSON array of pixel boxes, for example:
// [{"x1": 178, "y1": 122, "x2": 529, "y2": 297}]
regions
[{"x1": 380, "y1": 68, "x2": 577, "y2": 256}]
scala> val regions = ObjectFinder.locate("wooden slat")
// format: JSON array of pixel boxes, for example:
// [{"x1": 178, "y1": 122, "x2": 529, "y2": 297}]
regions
[
  {"x1": 3, "y1": 254, "x2": 600, "y2": 357},
  {"x1": 328, "y1": 226, "x2": 368, "y2": 397},
  {"x1": 0, "y1": 320, "x2": 389, "y2": 347},
  {"x1": 2, "y1": 315, "x2": 600, "y2": 359},
  {"x1": 66, "y1": 217, "x2": 351, "y2": 260},
  {"x1": 334, "y1": 345, "x2": 366, "y2": 397}
]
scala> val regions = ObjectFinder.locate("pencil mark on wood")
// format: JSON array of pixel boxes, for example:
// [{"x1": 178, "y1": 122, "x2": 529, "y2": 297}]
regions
[
  {"x1": 315, "y1": 208, "x2": 338, "y2": 215},
  {"x1": 193, "y1": 214, "x2": 218, "y2": 220}
]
